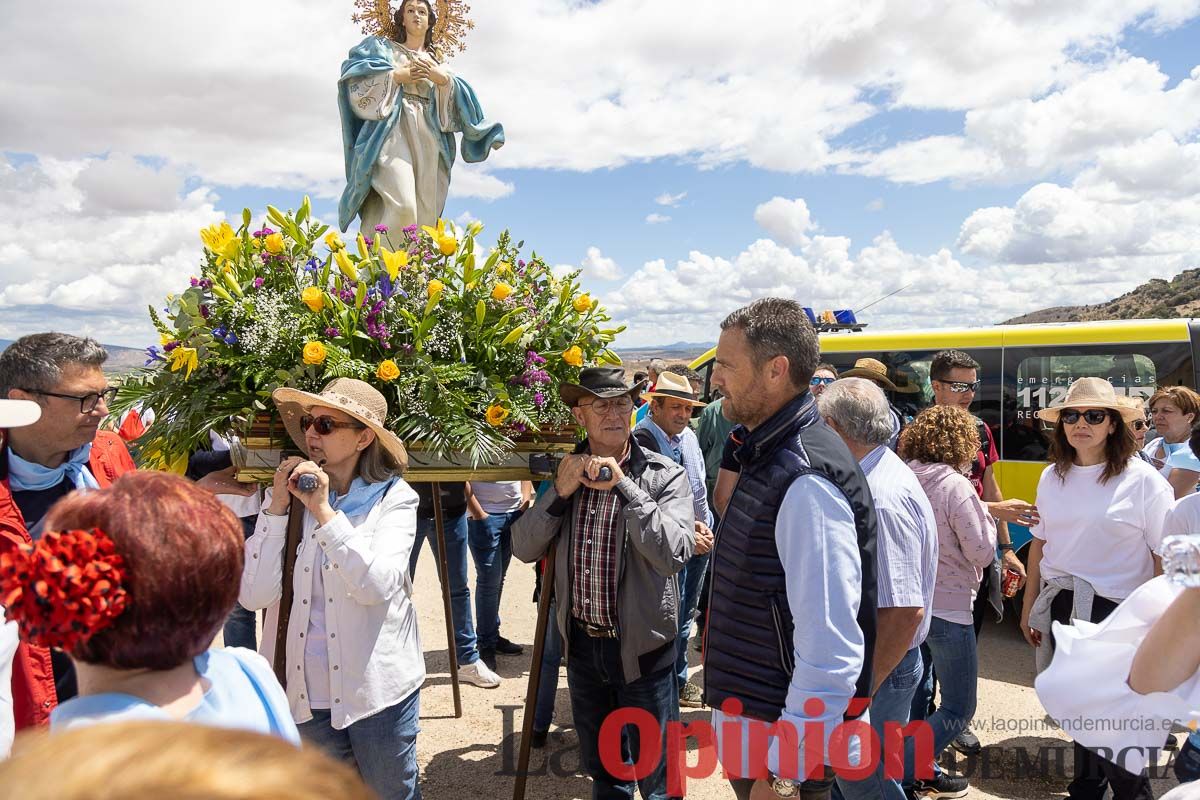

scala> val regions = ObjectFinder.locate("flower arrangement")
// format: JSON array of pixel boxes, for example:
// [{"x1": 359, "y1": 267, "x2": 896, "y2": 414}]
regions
[{"x1": 116, "y1": 198, "x2": 624, "y2": 469}]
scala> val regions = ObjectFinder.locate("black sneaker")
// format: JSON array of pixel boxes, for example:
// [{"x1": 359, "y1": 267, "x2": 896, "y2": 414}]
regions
[
  {"x1": 480, "y1": 647, "x2": 497, "y2": 672},
  {"x1": 529, "y1": 729, "x2": 548, "y2": 749},
  {"x1": 911, "y1": 773, "x2": 969, "y2": 798},
  {"x1": 950, "y1": 729, "x2": 981, "y2": 756},
  {"x1": 495, "y1": 635, "x2": 524, "y2": 656}
]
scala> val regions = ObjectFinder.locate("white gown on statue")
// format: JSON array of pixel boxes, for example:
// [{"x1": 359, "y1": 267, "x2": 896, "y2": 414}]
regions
[
  {"x1": 1035, "y1": 575, "x2": 1200, "y2": 774},
  {"x1": 347, "y1": 42, "x2": 456, "y2": 233}
]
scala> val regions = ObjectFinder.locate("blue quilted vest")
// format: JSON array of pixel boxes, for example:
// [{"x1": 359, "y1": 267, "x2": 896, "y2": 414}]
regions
[{"x1": 703, "y1": 392, "x2": 877, "y2": 722}]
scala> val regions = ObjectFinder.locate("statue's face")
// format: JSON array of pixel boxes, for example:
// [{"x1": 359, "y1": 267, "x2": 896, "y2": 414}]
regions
[{"x1": 401, "y1": 0, "x2": 431, "y2": 37}]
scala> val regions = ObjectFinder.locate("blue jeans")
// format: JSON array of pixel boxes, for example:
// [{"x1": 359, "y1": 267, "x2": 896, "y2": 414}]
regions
[
  {"x1": 834, "y1": 646, "x2": 923, "y2": 800},
  {"x1": 223, "y1": 603, "x2": 257, "y2": 650},
  {"x1": 906, "y1": 617, "x2": 977, "y2": 781},
  {"x1": 408, "y1": 512, "x2": 479, "y2": 665},
  {"x1": 567, "y1": 622, "x2": 680, "y2": 799},
  {"x1": 533, "y1": 601, "x2": 563, "y2": 733},
  {"x1": 467, "y1": 509, "x2": 521, "y2": 651},
  {"x1": 674, "y1": 552, "x2": 710, "y2": 689},
  {"x1": 298, "y1": 690, "x2": 422, "y2": 800}
]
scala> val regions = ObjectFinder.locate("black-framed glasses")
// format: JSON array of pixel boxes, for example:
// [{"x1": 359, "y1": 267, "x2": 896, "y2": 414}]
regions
[
  {"x1": 937, "y1": 380, "x2": 981, "y2": 393},
  {"x1": 1132, "y1": 418, "x2": 1149, "y2": 431},
  {"x1": 1061, "y1": 409, "x2": 1111, "y2": 426},
  {"x1": 810, "y1": 376, "x2": 835, "y2": 387},
  {"x1": 579, "y1": 396, "x2": 634, "y2": 416},
  {"x1": 299, "y1": 414, "x2": 365, "y2": 435},
  {"x1": 23, "y1": 387, "x2": 117, "y2": 414}
]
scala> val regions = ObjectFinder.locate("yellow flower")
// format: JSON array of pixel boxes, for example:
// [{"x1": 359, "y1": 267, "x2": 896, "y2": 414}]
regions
[
  {"x1": 380, "y1": 247, "x2": 409, "y2": 281},
  {"x1": 376, "y1": 359, "x2": 401, "y2": 382},
  {"x1": 573, "y1": 294, "x2": 594, "y2": 313},
  {"x1": 562, "y1": 346, "x2": 584, "y2": 367},
  {"x1": 491, "y1": 282, "x2": 513, "y2": 301},
  {"x1": 200, "y1": 221, "x2": 239, "y2": 266},
  {"x1": 301, "y1": 287, "x2": 325, "y2": 313},
  {"x1": 485, "y1": 403, "x2": 510, "y2": 427},
  {"x1": 168, "y1": 346, "x2": 198, "y2": 379},
  {"x1": 421, "y1": 219, "x2": 458, "y2": 257},
  {"x1": 302, "y1": 341, "x2": 327, "y2": 365},
  {"x1": 356, "y1": 233, "x2": 370, "y2": 260},
  {"x1": 325, "y1": 232, "x2": 345, "y2": 251},
  {"x1": 496, "y1": 261, "x2": 513, "y2": 276},
  {"x1": 427, "y1": 279, "x2": 445, "y2": 298},
  {"x1": 334, "y1": 249, "x2": 357, "y2": 281},
  {"x1": 264, "y1": 232, "x2": 285, "y2": 254}
]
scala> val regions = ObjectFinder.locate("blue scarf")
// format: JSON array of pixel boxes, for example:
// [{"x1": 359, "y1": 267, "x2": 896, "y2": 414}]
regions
[
  {"x1": 329, "y1": 476, "x2": 397, "y2": 519},
  {"x1": 635, "y1": 416, "x2": 682, "y2": 464},
  {"x1": 8, "y1": 443, "x2": 99, "y2": 492}
]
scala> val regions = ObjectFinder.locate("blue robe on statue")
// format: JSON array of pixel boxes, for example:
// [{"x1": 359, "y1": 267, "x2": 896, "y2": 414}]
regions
[{"x1": 337, "y1": 36, "x2": 505, "y2": 233}]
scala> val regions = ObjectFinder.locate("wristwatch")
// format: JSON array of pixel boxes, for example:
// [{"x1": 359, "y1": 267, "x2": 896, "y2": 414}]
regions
[
  {"x1": 768, "y1": 774, "x2": 799, "y2": 798},
  {"x1": 999, "y1": 542, "x2": 1014, "y2": 552}
]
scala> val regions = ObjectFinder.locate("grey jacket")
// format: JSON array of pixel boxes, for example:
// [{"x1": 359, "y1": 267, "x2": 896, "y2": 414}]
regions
[{"x1": 513, "y1": 438, "x2": 695, "y2": 682}]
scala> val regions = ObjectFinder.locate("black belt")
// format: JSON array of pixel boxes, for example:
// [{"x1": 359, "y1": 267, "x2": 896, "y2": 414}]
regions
[{"x1": 575, "y1": 619, "x2": 618, "y2": 639}]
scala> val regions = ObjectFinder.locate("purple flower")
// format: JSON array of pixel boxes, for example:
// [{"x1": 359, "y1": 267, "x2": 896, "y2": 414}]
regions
[
  {"x1": 364, "y1": 236, "x2": 373, "y2": 247},
  {"x1": 212, "y1": 326, "x2": 227, "y2": 338},
  {"x1": 189, "y1": 277, "x2": 199, "y2": 287},
  {"x1": 253, "y1": 227, "x2": 275, "y2": 238},
  {"x1": 253, "y1": 277, "x2": 265, "y2": 288},
  {"x1": 224, "y1": 332, "x2": 238, "y2": 345},
  {"x1": 199, "y1": 305, "x2": 211, "y2": 319},
  {"x1": 325, "y1": 327, "x2": 341, "y2": 337},
  {"x1": 163, "y1": 340, "x2": 179, "y2": 352},
  {"x1": 401, "y1": 344, "x2": 414, "y2": 355},
  {"x1": 534, "y1": 392, "x2": 546, "y2": 408},
  {"x1": 379, "y1": 274, "x2": 394, "y2": 299},
  {"x1": 374, "y1": 224, "x2": 389, "y2": 233},
  {"x1": 304, "y1": 258, "x2": 320, "y2": 272},
  {"x1": 513, "y1": 422, "x2": 528, "y2": 434},
  {"x1": 144, "y1": 345, "x2": 164, "y2": 366}
]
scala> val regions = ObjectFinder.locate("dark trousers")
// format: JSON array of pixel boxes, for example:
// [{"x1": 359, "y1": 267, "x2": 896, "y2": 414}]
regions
[
  {"x1": 729, "y1": 767, "x2": 837, "y2": 800},
  {"x1": 1050, "y1": 590, "x2": 1154, "y2": 800},
  {"x1": 567, "y1": 622, "x2": 680, "y2": 799}
]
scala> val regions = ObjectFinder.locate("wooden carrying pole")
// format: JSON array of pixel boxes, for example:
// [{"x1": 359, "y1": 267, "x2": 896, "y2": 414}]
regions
[
  {"x1": 431, "y1": 482, "x2": 462, "y2": 718},
  {"x1": 512, "y1": 540, "x2": 557, "y2": 800},
  {"x1": 271, "y1": 497, "x2": 306, "y2": 686}
]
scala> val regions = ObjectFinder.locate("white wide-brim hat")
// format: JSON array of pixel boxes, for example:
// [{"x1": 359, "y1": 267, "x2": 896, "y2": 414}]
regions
[
  {"x1": 641, "y1": 371, "x2": 706, "y2": 407},
  {"x1": 1035, "y1": 377, "x2": 1144, "y2": 425},
  {"x1": 0, "y1": 399, "x2": 41, "y2": 429},
  {"x1": 272, "y1": 378, "x2": 408, "y2": 469}
]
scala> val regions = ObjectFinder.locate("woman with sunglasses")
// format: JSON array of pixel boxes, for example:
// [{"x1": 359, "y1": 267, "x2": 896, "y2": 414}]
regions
[
  {"x1": 809, "y1": 363, "x2": 838, "y2": 397},
  {"x1": 1144, "y1": 386, "x2": 1200, "y2": 499},
  {"x1": 240, "y1": 378, "x2": 423, "y2": 800},
  {"x1": 1021, "y1": 377, "x2": 1171, "y2": 799}
]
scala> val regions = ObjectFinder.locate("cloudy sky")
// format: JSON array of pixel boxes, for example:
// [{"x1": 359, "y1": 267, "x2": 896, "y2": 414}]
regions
[{"x1": 2, "y1": 1, "x2": 1199, "y2": 348}]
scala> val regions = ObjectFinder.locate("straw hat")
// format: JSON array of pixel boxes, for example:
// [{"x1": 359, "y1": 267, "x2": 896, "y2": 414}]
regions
[
  {"x1": 0, "y1": 399, "x2": 41, "y2": 429},
  {"x1": 1034, "y1": 377, "x2": 1144, "y2": 424},
  {"x1": 272, "y1": 378, "x2": 408, "y2": 468},
  {"x1": 642, "y1": 372, "x2": 706, "y2": 407},
  {"x1": 838, "y1": 357, "x2": 920, "y2": 394}
]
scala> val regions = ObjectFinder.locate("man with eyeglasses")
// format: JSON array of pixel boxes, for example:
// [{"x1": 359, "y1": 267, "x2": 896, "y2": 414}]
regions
[
  {"x1": 513, "y1": 366, "x2": 694, "y2": 799},
  {"x1": 927, "y1": 349, "x2": 1033, "y2": 757},
  {"x1": 0, "y1": 333, "x2": 136, "y2": 732}
]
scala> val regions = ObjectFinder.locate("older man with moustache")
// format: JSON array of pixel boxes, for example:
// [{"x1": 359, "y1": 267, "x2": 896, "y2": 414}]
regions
[
  {"x1": 0, "y1": 334, "x2": 137, "y2": 731},
  {"x1": 633, "y1": 372, "x2": 715, "y2": 709},
  {"x1": 513, "y1": 366, "x2": 694, "y2": 800}
]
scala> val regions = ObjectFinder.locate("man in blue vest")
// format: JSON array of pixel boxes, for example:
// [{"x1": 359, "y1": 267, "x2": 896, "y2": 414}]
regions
[{"x1": 704, "y1": 298, "x2": 878, "y2": 800}]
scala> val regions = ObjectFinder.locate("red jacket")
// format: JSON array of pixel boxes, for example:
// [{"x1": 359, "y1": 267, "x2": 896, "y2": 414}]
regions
[{"x1": 0, "y1": 430, "x2": 136, "y2": 729}]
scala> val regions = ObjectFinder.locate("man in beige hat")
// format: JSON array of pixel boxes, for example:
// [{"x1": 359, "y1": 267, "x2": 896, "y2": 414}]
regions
[
  {"x1": 634, "y1": 372, "x2": 714, "y2": 709},
  {"x1": 837, "y1": 357, "x2": 916, "y2": 450},
  {"x1": 513, "y1": 366, "x2": 694, "y2": 799}
]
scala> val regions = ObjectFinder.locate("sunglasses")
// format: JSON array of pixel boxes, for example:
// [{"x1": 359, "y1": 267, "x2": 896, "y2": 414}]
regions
[
  {"x1": 299, "y1": 414, "x2": 365, "y2": 435},
  {"x1": 1060, "y1": 409, "x2": 1111, "y2": 426},
  {"x1": 810, "y1": 376, "x2": 835, "y2": 386},
  {"x1": 1132, "y1": 418, "x2": 1149, "y2": 432},
  {"x1": 938, "y1": 380, "x2": 980, "y2": 394}
]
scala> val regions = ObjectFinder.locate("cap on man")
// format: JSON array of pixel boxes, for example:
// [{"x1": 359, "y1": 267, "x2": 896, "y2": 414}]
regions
[{"x1": 0, "y1": 333, "x2": 137, "y2": 730}]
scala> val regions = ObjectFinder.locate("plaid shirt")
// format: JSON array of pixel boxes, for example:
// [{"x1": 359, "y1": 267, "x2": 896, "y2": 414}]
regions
[{"x1": 570, "y1": 461, "x2": 628, "y2": 629}]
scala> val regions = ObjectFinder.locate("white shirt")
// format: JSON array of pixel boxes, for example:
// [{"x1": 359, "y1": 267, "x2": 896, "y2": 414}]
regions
[
  {"x1": 240, "y1": 479, "x2": 423, "y2": 730},
  {"x1": 304, "y1": 564, "x2": 331, "y2": 709},
  {"x1": 469, "y1": 480, "x2": 524, "y2": 515},
  {"x1": 1165, "y1": 492, "x2": 1200, "y2": 539},
  {"x1": 0, "y1": 612, "x2": 17, "y2": 758},
  {"x1": 1031, "y1": 458, "x2": 1172, "y2": 600}
]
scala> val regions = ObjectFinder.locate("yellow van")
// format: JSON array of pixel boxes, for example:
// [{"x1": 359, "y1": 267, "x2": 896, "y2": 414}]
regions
[{"x1": 689, "y1": 318, "x2": 1199, "y2": 555}]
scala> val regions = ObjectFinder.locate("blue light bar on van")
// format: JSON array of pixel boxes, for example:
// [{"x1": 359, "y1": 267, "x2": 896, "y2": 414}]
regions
[
  {"x1": 834, "y1": 309, "x2": 857, "y2": 325},
  {"x1": 802, "y1": 307, "x2": 818, "y2": 324}
]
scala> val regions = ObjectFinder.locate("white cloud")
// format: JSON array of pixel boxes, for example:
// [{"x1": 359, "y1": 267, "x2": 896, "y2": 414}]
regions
[
  {"x1": 447, "y1": 166, "x2": 515, "y2": 201},
  {"x1": 644, "y1": 213, "x2": 671, "y2": 225},
  {"x1": 753, "y1": 197, "x2": 815, "y2": 248},
  {"x1": 579, "y1": 246, "x2": 623, "y2": 280},
  {"x1": 654, "y1": 191, "x2": 687, "y2": 207}
]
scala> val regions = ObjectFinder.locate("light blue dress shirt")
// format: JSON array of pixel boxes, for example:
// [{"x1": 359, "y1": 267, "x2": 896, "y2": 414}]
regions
[{"x1": 636, "y1": 416, "x2": 713, "y2": 528}]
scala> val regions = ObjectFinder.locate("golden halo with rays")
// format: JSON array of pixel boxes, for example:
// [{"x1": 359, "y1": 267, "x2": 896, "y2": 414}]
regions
[{"x1": 352, "y1": 0, "x2": 475, "y2": 56}]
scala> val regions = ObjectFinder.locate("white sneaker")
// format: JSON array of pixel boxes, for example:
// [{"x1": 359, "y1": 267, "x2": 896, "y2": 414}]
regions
[{"x1": 459, "y1": 659, "x2": 501, "y2": 688}]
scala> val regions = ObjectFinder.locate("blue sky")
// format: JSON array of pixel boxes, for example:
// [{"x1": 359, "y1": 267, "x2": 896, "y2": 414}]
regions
[{"x1": 2, "y1": 1, "x2": 1199, "y2": 347}]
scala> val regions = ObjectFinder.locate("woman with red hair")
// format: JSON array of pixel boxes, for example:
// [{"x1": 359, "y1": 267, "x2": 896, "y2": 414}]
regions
[{"x1": 0, "y1": 471, "x2": 297, "y2": 742}]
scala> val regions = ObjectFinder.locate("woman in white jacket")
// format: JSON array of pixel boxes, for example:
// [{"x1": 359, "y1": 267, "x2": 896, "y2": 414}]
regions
[{"x1": 241, "y1": 378, "x2": 422, "y2": 800}]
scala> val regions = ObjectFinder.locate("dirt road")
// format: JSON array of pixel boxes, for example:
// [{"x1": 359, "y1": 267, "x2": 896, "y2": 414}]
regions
[{"x1": 405, "y1": 550, "x2": 1183, "y2": 799}]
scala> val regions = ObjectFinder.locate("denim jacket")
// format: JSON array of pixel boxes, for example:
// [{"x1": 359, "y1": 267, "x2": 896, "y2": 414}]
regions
[{"x1": 512, "y1": 437, "x2": 695, "y2": 682}]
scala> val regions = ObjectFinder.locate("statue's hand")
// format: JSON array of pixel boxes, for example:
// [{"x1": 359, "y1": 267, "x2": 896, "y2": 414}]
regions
[{"x1": 392, "y1": 63, "x2": 417, "y2": 85}]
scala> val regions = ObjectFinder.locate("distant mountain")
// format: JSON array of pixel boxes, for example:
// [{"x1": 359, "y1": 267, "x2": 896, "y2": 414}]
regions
[
  {"x1": 0, "y1": 339, "x2": 147, "y2": 374},
  {"x1": 1003, "y1": 269, "x2": 1200, "y2": 324}
]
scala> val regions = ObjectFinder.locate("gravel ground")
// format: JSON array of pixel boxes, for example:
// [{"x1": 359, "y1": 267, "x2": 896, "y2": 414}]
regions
[{"x1": 398, "y1": 551, "x2": 1183, "y2": 799}]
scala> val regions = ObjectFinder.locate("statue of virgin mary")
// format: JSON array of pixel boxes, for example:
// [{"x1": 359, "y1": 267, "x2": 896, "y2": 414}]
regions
[{"x1": 337, "y1": 0, "x2": 504, "y2": 233}]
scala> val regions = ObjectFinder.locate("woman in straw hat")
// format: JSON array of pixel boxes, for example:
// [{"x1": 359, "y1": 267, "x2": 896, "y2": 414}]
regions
[
  {"x1": 239, "y1": 378, "x2": 423, "y2": 800},
  {"x1": 1019, "y1": 377, "x2": 1171, "y2": 799}
]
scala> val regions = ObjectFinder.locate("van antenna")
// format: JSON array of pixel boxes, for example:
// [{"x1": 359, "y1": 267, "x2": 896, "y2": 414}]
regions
[{"x1": 856, "y1": 283, "x2": 913, "y2": 315}]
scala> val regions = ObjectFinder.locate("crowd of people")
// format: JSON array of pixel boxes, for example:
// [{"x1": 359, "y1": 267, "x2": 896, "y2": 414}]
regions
[{"x1": 0, "y1": 304, "x2": 1198, "y2": 800}]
